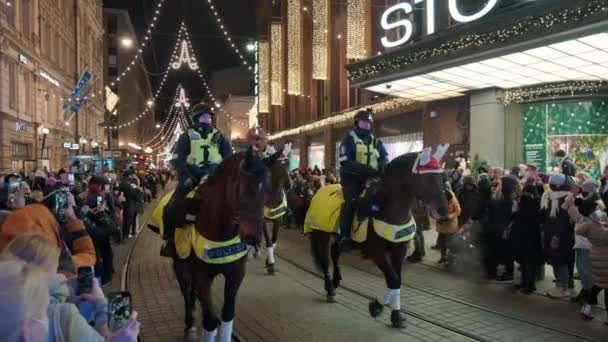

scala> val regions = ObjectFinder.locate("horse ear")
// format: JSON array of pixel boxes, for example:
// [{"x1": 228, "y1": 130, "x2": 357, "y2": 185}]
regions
[
  {"x1": 433, "y1": 144, "x2": 450, "y2": 161},
  {"x1": 419, "y1": 147, "x2": 432, "y2": 166}
]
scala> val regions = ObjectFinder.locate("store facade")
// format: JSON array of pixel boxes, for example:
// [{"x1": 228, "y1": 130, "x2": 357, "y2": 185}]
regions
[{"x1": 347, "y1": 0, "x2": 608, "y2": 172}]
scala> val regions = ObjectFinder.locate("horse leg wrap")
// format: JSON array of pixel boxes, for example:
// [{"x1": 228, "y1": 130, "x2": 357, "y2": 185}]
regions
[
  {"x1": 219, "y1": 320, "x2": 233, "y2": 342},
  {"x1": 202, "y1": 328, "x2": 217, "y2": 342},
  {"x1": 389, "y1": 288, "x2": 401, "y2": 311},
  {"x1": 378, "y1": 290, "x2": 390, "y2": 305},
  {"x1": 267, "y1": 245, "x2": 275, "y2": 264}
]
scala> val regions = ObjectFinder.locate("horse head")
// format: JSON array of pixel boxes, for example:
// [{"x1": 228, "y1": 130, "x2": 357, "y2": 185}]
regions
[
  {"x1": 194, "y1": 146, "x2": 269, "y2": 245},
  {"x1": 263, "y1": 143, "x2": 293, "y2": 196},
  {"x1": 382, "y1": 145, "x2": 449, "y2": 218}
]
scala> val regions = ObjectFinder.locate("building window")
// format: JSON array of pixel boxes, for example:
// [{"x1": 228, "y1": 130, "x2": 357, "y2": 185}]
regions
[
  {"x1": 9, "y1": 62, "x2": 18, "y2": 110},
  {"x1": 12, "y1": 143, "x2": 32, "y2": 158},
  {"x1": 4, "y1": 0, "x2": 16, "y2": 27}
]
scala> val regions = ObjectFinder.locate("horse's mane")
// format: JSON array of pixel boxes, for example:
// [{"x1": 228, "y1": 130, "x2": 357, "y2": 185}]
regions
[
  {"x1": 383, "y1": 152, "x2": 418, "y2": 179},
  {"x1": 202, "y1": 153, "x2": 246, "y2": 189}
]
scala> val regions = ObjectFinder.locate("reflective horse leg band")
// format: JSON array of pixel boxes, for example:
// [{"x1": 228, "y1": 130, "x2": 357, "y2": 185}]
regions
[
  {"x1": 389, "y1": 288, "x2": 401, "y2": 311},
  {"x1": 203, "y1": 328, "x2": 217, "y2": 342},
  {"x1": 219, "y1": 320, "x2": 233, "y2": 342},
  {"x1": 267, "y1": 245, "x2": 275, "y2": 264}
]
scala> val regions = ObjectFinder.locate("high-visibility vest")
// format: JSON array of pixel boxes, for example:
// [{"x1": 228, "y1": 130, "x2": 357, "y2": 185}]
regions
[
  {"x1": 264, "y1": 191, "x2": 288, "y2": 220},
  {"x1": 186, "y1": 128, "x2": 222, "y2": 166},
  {"x1": 349, "y1": 131, "x2": 380, "y2": 170}
]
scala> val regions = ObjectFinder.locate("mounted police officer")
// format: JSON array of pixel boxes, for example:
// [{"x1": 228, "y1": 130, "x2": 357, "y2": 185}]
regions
[
  {"x1": 337, "y1": 109, "x2": 388, "y2": 251},
  {"x1": 160, "y1": 102, "x2": 233, "y2": 257}
]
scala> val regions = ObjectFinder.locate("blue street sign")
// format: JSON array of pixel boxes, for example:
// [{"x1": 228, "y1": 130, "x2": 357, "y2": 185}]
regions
[
  {"x1": 70, "y1": 89, "x2": 90, "y2": 112},
  {"x1": 63, "y1": 71, "x2": 91, "y2": 109}
]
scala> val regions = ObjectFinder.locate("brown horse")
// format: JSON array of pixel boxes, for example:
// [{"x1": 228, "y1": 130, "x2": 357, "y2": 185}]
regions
[
  {"x1": 157, "y1": 148, "x2": 270, "y2": 342},
  {"x1": 261, "y1": 157, "x2": 292, "y2": 274},
  {"x1": 154, "y1": 148, "x2": 288, "y2": 341},
  {"x1": 309, "y1": 149, "x2": 448, "y2": 329}
]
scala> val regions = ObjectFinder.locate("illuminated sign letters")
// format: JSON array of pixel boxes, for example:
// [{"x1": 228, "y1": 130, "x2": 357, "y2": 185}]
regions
[{"x1": 381, "y1": 0, "x2": 504, "y2": 48}]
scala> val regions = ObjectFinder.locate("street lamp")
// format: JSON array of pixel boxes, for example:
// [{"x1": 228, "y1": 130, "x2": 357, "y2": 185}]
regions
[
  {"x1": 40, "y1": 127, "x2": 49, "y2": 159},
  {"x1": 121, "y1": 37, "x2": 133, "y2": 48}
]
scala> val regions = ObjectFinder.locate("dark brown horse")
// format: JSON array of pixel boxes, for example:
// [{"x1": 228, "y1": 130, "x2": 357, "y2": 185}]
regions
[
  {"x1": 155, "y1": 148, "x2": 270, "y2": 342},
  {"x1": 156, "y1": 148, "x2": 288, "y2": 341},
  {"x1": 309, "y1": 148, "x2": 448, "y2": 329},
  {"x1": 261, "y1": 157, "x2": 292, "y2": 274}
]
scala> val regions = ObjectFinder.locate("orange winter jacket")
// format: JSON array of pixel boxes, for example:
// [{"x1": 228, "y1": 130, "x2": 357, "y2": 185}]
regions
[{"x1": 0, "y1": 204, "x2": 96, "y2": 276}]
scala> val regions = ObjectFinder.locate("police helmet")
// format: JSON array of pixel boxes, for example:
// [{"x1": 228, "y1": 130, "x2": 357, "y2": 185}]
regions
[
  {"x1": 354, "y1": 109, "x2": 373, "y2": 126},
  {"x1": 190, "y1": 102, "x2": 215, "y2": 122}
]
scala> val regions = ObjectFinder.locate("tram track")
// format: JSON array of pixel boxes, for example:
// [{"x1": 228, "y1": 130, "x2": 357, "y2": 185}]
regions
[
  {"x1": 275, "y1": 250, "x2": 603, "y2": 342},
  {"x1": 275, "y1": 253, "x2": 487, "y2": 342}
]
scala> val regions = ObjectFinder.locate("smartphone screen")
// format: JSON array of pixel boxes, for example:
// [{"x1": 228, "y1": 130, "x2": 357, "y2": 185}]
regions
[
  {"x1": 108, "y1": 292, "x2": 132, "y2": 331},
  {"x1": 96, "y1": 195, "x2": 103, "y2": 207},
  {"x1": 77, "y1": 266, "x2": 94, "y2": 295},
  {"x1": 68, "y1": 174, "x2": 75, "y2": 185}
]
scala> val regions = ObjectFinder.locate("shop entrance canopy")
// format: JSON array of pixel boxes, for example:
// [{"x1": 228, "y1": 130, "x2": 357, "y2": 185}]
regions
[{"x1": 348, "y1": 1, "x2": 608, "y2": 102}]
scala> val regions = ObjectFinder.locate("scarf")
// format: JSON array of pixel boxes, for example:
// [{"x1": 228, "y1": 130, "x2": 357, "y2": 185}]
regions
[{"x1": 541, "y1": 190, "x2": 569, "y2": 218}]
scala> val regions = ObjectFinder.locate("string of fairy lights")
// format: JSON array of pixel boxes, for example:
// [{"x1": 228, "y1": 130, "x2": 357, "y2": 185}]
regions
[
  {"x1": 65, "y1": 0, "x2": 167, "y2": 106},
  {"x1": 203, "y1": 0, "x2": 253, "y2": 72},
  {"x1": 140, "y1": 85, "x2": 182, "y2": 146}
]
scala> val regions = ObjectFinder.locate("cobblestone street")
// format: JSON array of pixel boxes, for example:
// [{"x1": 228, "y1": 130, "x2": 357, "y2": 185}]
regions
[{"x1": 124, "y1": 213, "x2": 607, "y2": 342}]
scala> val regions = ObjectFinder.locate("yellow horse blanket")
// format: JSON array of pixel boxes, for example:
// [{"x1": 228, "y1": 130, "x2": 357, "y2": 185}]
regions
[
  {"x1": 152, "y1": 183, "x2": 248, "y2": 264},
  {"x1": 303, "y1": 184, "x2": 416, "y2": 243}
]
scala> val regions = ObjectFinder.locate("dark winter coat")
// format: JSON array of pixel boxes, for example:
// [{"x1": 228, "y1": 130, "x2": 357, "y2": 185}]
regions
[
  {"x1": 540, "y1": 193, "x2": 575, "y2": 265},
  {"x1": 510, "y1": 194, "x2": 544, "y2": 265},
  {"x1": 457, "y1": 178, "x2": 479, "y2": 226}
]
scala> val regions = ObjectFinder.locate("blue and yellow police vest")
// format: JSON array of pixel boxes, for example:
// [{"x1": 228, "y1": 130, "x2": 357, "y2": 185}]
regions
[
  {"x1": 186, "y1": 128, "x2": 222, "y2": 166},
  {"x1": 349, "y1": 131, "x2": 380, "y2": 170}
]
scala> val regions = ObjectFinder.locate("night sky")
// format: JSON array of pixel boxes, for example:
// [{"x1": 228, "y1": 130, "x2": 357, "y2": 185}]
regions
[{"x1": 102, "y1": 0, "x2": 257, "y2": 120}]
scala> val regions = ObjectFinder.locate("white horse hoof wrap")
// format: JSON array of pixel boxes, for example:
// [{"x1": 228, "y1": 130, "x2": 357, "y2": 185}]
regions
[
  {"x1": 202, "y1": 328, "x2": 217, "y2": 342},
  {"x1": 219, "y1": 320, "x2": 234, "y2": 342}
]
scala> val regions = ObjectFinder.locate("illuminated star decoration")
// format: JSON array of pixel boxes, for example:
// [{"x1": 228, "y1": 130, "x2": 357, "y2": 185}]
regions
[
  {"x1": 171, "y1": 40, "x2": 199, "y2": 70},
  {"x1": 177, "y1": 87, "x2": 190, "y2": 109}
]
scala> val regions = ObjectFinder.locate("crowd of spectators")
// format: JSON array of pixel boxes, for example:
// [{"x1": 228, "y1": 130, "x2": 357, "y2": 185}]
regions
[{"x1": 0, "y1": 166, "x2": 171, "y2": 341}]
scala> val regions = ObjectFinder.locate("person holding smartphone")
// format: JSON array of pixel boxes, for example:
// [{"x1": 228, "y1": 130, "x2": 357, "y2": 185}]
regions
[
  {"x1": 0, "y1": 234, "x2": 141, "y2": 342},
  {"x1": 0, "y1": 193, "x2": 96, "y2": 278}
]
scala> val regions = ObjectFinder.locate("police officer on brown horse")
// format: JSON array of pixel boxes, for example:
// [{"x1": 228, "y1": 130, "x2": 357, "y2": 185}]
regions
[
  {"x1": 337, "y1": 109, "x2": 388, "y2": 251},
  {"x1": 160, "y1": 102, "x2": 233, "y2": 257}
]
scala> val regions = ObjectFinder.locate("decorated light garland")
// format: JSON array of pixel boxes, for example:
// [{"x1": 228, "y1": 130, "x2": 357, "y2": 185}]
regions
[
  {"x1": 203, "y1": 0, "x2": 253, "y2": 72},
  {"x1": 141, "y1": 85, "x2": 183, "y2": 146},
  {"x1": 147, "y1": 108, "x2": 185, "y2": 150},
  {"x1": 171, "y1": 24, "x2": 199, "y2": 70},
  {"x1": 348, "y1": 1, "x2": 608, "y2": 82},
  {"x1": 268, "y1": 97, "x2": 416, "y2": 140},
  {"x1": 104, "y1": 22, "x2": 187, "y2": 130},
  {"x1": 68, "y1": 0, "x2": 167, "y2": 104},
  {"x1": 177, "y1": 86, "x2": 191, "y2": 109},
  {"x1": 181, "y1": 24, "x2": 250, "y2": 129},
  {"x1": 502, "y1": 81, "x2": 607, "y2": 105}
]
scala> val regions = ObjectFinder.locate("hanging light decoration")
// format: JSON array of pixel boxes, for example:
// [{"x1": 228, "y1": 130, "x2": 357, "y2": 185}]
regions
[
  {"x1": 346, "y1": 0, "x2": 369, "y2": 60},
  {"x1": 203, "y1": 0, "x2": 253, "y2": 72},
  {"x1": 171, "y1": 38, "x2": 199, "y2": 70},
  {"x1": 141, "y1": 85, "x2": 183, "y2": 146},
  {"x1": 258, "y1": 41, "x2": 270, "y2": 113},
  {"x1": 312, "y1": 0, "x2": 329, "y2": 80},
  {"x1": 270, "y1": 23, "x2": 283, "y2": 106},
  {"x1": 65, "y1": 0, "x2": 167, "y2": 103},
  {"x1": 287, "y1": 0, "x2": 302, "y2": 95},
  {"x1": 177, "y1": 87, "x2": 191, "y2": 109}
]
